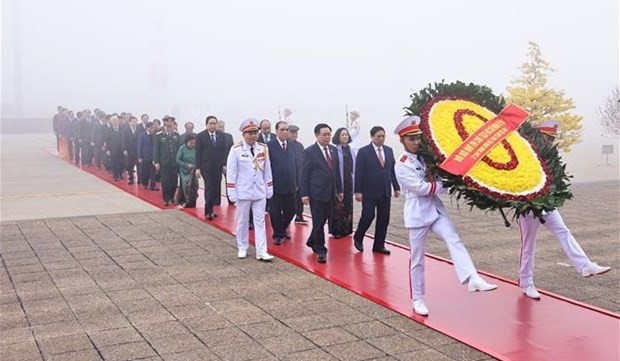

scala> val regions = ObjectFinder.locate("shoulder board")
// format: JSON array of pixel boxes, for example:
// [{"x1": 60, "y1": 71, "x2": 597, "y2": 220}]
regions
[
  {"x1": 233, "y1": 142, "x2": 243, "y2": 148},
  {"x1": 258, "y1": 142, "x2": 268, "y2": 147},
  {"x1": 399, "y1": 154, "x2": 408, "y2": 163},
  {"x1": 155, "y1": 131, "x2": 163, "y2": 135}
]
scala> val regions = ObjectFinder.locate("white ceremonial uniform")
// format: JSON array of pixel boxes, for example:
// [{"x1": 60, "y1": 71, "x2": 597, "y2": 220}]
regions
[
  {"x1": 226, "y1": 141, "x2": 274, "y2": 258},
  {"x1": 518, "y1": 210, "x2": 590, "y2": 287},
  {"x1": 394, "y1": 151, "x2": 478, "y2": 300}
]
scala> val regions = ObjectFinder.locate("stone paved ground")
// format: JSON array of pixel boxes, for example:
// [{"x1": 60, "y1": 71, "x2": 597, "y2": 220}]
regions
[{"x1": 1, "y1": 181, "x2": 618, "y2": 360}]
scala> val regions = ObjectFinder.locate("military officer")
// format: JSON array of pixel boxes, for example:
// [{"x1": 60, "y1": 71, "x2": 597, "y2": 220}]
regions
[
  {"x1": 393, "y1": 115, "x2": 497, "y2": 316},
  {"x1": 226, "y1": 118, "x2": 275, "y2": 262},
  {"x1": 153, "y1": 115, "x2": 182, "y2": 206},
  {"x1": 517, "y1": 120, "x2": 611, "y2": 299}
]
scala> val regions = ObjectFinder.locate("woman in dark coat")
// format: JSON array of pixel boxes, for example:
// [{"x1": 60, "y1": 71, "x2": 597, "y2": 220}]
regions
[
  {"x1": 175, "y1": 134, "x2": 199, "y2": 208},
  {"x1": 329, "y1": 127, "x2": 356, "y2": 238}
]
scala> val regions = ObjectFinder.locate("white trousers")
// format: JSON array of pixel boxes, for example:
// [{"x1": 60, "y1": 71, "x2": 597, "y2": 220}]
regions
[
  {"x1": 408, "y1": 214, "x2": 477, "y2": 300},
  {"x1": 518, "y1": 210, "x2": 590, "y2": 287},
  {"x1": 235, "y1": 198, "x2": 269, "y2": 258}
]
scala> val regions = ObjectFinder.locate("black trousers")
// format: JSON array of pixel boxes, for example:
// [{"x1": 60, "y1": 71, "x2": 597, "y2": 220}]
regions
[
  {"x1": 73, "y1": 141, "x2": 81, "y2": 164},
  {"x1": 160, "y1": 166, "x2": 178, "y2": 202},
  {"x1": 307, "y1": 199, "x2": 331, "y2": 255},
  {"x1": 125, "y1": 155, "x2": 137, "y2": 181},
  {"x1": 93, "y1": 145, "x2": 104, "y2": 168},
  {"x1": 109, "y1": 151, "x2": 123, "y2": 179},
  {"x1": 269, "y1": 192, "x2": 296, "y2": 239},
  {"x1": 295, "y1": 189, "x2": 304, "y2": 219},
  {"x1": 81, "y1": 143, "x2": 93, "y2": 165},
  {"x1": 353, "y1": 195, "x2": 391, "y2": 250},
  {"x1": 139, "y1": 161, "x2": 156, "y2": 188},
  {"x1": 202, "y1": 170, "x2": 222, "y2": 214}
]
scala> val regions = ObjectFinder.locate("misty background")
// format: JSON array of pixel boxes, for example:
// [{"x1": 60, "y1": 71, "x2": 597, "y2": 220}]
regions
[{"x1": 1, "y1": 0, "x2": 618, "y2": 181}]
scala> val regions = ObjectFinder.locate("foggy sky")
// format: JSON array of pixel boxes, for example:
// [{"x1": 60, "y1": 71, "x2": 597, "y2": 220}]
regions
[{"x1": 1, "y1": 0, "x2": 619, "y2": 174}]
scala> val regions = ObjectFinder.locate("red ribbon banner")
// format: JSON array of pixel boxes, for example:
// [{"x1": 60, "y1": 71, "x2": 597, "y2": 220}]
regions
[{"x1": 439, "y1": 104, "x2": 529, "y2": 176}]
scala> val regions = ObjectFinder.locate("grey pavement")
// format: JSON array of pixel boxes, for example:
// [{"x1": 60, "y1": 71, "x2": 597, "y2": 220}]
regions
[{"x1": 1, "y1": 134, "x2": 618, "y2": 361}]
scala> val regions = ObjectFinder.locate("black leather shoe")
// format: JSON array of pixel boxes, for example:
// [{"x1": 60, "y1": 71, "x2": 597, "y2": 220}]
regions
[
  {"x1": 354, "y1": 237, "x2": 364, "y2": 252},
  {"x1": 372, "y1": 247, "x2": 391, "y2": 255},
  {"x1": 128, "y1": 180, "x2": 134, "y2": 185},
  {"x1": 284, "y1": 231, "x2": 291, "y2": 239},
  {"x1": 249, "y1": 223, "x2": 254, "y2": 230},
  {"x1": 163, "y1": 201, "x2": 170, "y2": 206},
  {"x1": 317, "y1": 254, "x2": 327, "y2": 263},
  {"x1": 206, "y1": 213, "x2": 214, "y2": 220},
  {"x1": 273, "y1": 237, "x2": 282, "y2": 246}
]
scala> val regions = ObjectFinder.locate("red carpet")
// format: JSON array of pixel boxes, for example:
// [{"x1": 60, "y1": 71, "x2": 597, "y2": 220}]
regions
[{"x1": 65, "y1": 158, "x2": 619, "y2": 361}]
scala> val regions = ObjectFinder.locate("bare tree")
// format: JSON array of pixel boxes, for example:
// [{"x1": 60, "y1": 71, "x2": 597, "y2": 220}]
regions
[{"x1": 597, "y1": 86, "x2": 620, "y2": 137}]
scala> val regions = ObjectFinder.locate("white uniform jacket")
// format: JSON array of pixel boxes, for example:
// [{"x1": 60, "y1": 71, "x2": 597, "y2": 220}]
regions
[
  {"x1": 394, "y1": 151, "x2": 448, "y2": 228},
  {"x1": 226, "y1": 141, "x2": 273, "y2": 202}
]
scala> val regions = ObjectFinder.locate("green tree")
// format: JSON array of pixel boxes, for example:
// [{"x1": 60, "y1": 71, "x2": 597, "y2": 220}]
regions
[{"x1": 506, "y1": 41, "x2": 582, "y2": 152}]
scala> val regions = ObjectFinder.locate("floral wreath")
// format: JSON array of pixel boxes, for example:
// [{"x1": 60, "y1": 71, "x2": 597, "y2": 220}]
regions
[{"x1": 406, "y1": 81, "x2": 573, "y2": 222}]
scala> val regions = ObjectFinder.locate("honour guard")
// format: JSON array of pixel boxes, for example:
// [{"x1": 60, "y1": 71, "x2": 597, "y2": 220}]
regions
[
  {"x1": 393, "y1": 116, "x2": 497, "y2": 316},
  {"x1": 226, "y1": 118, "x2": 275, "y2": 261},
  {"x1": 517, "y1": 120, "x2": 610, "y2": 299}
]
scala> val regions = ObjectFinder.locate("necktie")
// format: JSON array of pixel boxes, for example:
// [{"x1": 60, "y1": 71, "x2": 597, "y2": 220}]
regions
[
  {"x1": 250, "y1": 146, "x2": 255, "y2": 156},
  {"x1": 323, "y1": 146, "x2": 332, "y2": 168},
  {"x1": 377, "y1": 147, "x2": 385, "y2": 168},
  {"x1": 282, "y1": 141, "x2": 287, "y2": 151},
  {"x1": 211, "y1": 133, "x2": 216, "y2": 145}
]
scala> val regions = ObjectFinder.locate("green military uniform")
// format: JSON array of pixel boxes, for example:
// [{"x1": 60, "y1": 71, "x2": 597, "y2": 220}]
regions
[{"x1": 153, "y1": 130, "x2": 181, "y2": 204}]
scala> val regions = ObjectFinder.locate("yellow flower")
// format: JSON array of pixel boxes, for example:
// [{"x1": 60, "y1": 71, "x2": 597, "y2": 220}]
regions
[{"x1": 426, "y1": 99, "x2": 548, "y2": 198}]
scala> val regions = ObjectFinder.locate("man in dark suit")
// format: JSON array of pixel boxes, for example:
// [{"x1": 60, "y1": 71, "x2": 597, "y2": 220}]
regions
[
  {"x1": 301, "y1": 123, "x2": 343, "y2": 263},
  {"x1": 105, "y1": 115, "x2": 124, "y2": 181},
  {"x1": 91, "y1": 113, "x2": 107, "y2": 169},
  {"x1": 136, "y1": 113, "x2": 150, "y2": 184},
  {"x1": 217, "y1": 120, "x2": 235, "y2": 205},
  {"x1": 353, "y1": 126, "x2": 400, "y2": 255},
  {"x1": 78, "y1": 109, "x2": 95, "y2": 166},
  {"x1": 137, "y1": 122, "x2": 157, "y2": 190},
  {"x1": 195, "y1": 115, "x2": 226, "y2": 219},
  {"x1": 268, "y1": 121, "x2": 297, "y2": 245},
  {"x1": 121, "y1": 116, "x2": 140, "y2": 185},
  {"x1": 288, "y1": 125, "x2": 307, "y2": 225},
  {"x1": 258, "y1": 119, "x2": 274, "y2": 144}
]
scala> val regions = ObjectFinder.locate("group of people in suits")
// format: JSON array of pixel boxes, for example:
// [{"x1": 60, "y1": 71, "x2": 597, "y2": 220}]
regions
[{"x1": 55, "y1": 107, "x2": 612, "y2": 316}]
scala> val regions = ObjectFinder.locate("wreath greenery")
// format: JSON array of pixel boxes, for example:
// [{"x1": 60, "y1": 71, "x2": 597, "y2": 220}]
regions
[{"x1": 405, "y1": 81, "x2": 573, "y2": 222}]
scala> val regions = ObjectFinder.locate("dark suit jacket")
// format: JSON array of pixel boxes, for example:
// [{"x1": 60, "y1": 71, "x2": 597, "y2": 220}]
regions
[
  {"x1": 354, "y1": 143, "x2": 400, "y2": 198},
  {"x1": 79, "y1": 119, "x2": 94, "y2": 143},
  {"x1": 301, "y1": 143, "x2": 342, "y2": 202},
  {"x1": 258, "y1": 132, "x2": 274, "y2": 144},
  {"x1": 121, "y1": 126, "x2": 139, "y2": 157},
  {"x1": 195, "y1": 130, "x2": 226, "y2": 172},
  {"x1": 105, "y1": 127, "x2": 123, "y2": 154},
  {"x1": 91, "y1": 121, "x2": 106, "y2": 147},
  {"x1": 222, "y1": 132, "x2": 234, "y2": 158},
  {"x1": 268, "y1": 138, "x2": 297, "y2": 194},
  {"x1": 137, "y1": 132, "x2": 154, "y2": 161}
]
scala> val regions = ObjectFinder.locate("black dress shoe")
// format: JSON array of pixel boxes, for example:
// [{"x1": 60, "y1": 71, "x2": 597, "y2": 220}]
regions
[
  {"x1": 206, "y1": 213, "x2": 214, "y2": 220},
  {"x1": 354, "y1": 237, "x2": 364, "y2": 252},
  {"x1": 273, "y1": 237, "x2": 282, "y2": 246},
  {"x1": 128, "y1": 180, "x2": 134, "y2": 185},
  {"x1": 372, "y1": 247, "x2": 391, "y2": 255},
  {"x1": 213, "y1": 213, "x2": 218, "y2": 218},
  {"x1": 249, "y1": 223, "x2": 254, "y2": 230},
  {"x1": 284, "y1": 231, "x2": 291, "y2": 239},
  {"x1": 164, "y1": 201, "x2": 170, "y2": 206},
  {"x1": 317, "y1": 254, "x2": 327, "y2": 263}
]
